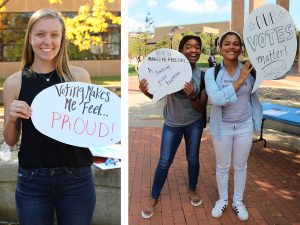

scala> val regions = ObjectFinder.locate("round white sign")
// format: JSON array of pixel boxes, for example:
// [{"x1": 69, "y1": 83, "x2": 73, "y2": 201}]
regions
[
  {"x1": 31, "y1": 82, "x2": 121, "y2": 148},
  {"x1": 138, "y1": 48, "x2": 192, "y2": 102},
  {"x1": 243, "y1": 4, "x2": 297, "y2": 92}
]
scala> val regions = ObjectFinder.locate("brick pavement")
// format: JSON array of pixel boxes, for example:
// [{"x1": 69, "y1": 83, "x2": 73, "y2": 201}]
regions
[
  {"x1": 128, "y1": 75, "x2": 300, "y2": 225},
  {"x1": 129, "y1": 127, "x2": 300, "y2": 225}
]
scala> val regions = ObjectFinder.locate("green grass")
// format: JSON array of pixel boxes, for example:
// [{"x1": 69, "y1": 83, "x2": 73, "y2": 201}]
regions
[
  {"x1": 198, "y1": 54, "x2": 223, "y2": 65},
  {"x1": 128, "y1": 65, "x2": 137, "y2": 77},
  {"x1": 0, "y1": 76, "x2": 120, "y2": 88},
  {"x1": 91, "y1": 76, "x2": 120, "y2": 86},
  {"x1": 0, "y1": 79, "x2": 4, "y2": 87}
]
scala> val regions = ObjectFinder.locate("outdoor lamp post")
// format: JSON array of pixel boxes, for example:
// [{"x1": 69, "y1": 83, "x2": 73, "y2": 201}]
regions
[{"x1": 169, "y1": 32, "x2": 174, "y2": 49}]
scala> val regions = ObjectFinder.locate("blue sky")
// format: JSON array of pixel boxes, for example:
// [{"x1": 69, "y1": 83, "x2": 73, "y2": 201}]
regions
[{"x1": 128, "y1": 0, "x2": 300, "y2": 32}]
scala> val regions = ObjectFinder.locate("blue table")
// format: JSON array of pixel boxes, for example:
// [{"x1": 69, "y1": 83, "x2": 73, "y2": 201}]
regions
[{"x1": 253, "y1": 102, "x2": 300, "y2": 147}]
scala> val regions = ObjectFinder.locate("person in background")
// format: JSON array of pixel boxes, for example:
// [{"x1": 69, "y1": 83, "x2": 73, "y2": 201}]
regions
[
  {"x1": 135, "y1": 55, "x2": 142, "y2": 72},
  {"x1": 204, "y1": 31, "x2": 262, "y2": 221},
  {"x1": 139, "y1": 35, "x2": 208, "y2": 219},
  {"x1": 3, "y1": 8, "x2": 96, "y2": 225},
  {"x1": 208, "y1": 52, "x2": 216, "y2": 68}
]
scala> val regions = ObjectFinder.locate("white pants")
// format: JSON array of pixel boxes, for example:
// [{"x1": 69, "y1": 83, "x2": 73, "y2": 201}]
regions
[{"x1": 212, "y1": 117, "x2": 253, "y2": 203}]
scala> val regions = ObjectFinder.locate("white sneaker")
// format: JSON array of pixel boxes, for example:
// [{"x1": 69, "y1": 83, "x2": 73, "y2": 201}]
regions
[
  {"x1": 211, "y1": 199, "x2": 228, "y2": 218},
  {"x1": 232, "y1": 201, "x2": 249, "y2": 221}
]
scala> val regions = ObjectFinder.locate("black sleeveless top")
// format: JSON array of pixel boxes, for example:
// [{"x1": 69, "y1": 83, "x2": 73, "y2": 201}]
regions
[{"x1": 18, "y1": 69, "x2": 93, "y2": 169}]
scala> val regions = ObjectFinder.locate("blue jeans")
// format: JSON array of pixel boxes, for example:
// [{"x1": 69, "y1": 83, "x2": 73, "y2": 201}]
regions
[
  {"x1": 151, "y1": 118, "x2": 204, "y2": 199},
  {"x1": 16, "y1": 166, "x2": 96, "y2": 225}
]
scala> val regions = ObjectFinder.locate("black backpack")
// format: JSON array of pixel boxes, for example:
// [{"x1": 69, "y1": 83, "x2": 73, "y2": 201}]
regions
[
  {"x1": 214, "y1": 62, "x2": 256, "y2": 80},
  {"x1": 199, "y1": 71, "x2": 207, "y2": 128}
]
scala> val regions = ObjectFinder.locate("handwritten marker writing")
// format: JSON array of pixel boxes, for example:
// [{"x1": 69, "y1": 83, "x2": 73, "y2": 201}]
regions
[
  {"x1": 138, "y1": 48, "x2": 192, "y2": 102},
  {"x1": 31, "y1": 82, "x2": 120, "y2": 148},
  {"x1": 243, "y1": 4, "x2": 297, "y2": 93}
]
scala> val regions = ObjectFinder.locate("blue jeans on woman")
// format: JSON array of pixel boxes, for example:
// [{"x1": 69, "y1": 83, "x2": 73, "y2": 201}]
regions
[
  {"x1": 151, "y1": 118, "x2": 204, "y2": 199},
  {"x1": 16, "y1": 166, "x2": 96, "y2": 225}
]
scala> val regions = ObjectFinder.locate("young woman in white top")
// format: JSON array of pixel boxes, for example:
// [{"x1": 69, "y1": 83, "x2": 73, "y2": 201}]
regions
[{"x1": 204, "y1": 31, "x2": 262, "y2": 221}]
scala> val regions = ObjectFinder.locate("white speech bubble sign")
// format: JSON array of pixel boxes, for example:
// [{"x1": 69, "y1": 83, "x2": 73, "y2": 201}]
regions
[
  {"x1": 31, "y1": 82, "x2": 121, "y2": 148},
  {"x1": 243, "y1": 4, "x2": 297, "y2": 92},
  {"x1": 138, "y1": 48, "x2": 192, "y2": 102}
]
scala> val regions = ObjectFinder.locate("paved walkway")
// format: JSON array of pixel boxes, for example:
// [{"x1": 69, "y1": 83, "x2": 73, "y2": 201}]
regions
[
  {"x1": 129, "y1": 128, "x2": 300, "y2": 225},
  {"x1": 261, "y1": 74, "x2": 300, "y2": 90},
  {"x1": 128, "y1": 75, "x2": 300, "y2": 225}
]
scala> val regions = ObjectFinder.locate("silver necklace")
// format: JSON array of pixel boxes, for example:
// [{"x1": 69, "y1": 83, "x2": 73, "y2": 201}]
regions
[{"x1": 30, "y1": 68, "x2": 55, "y2": 82}]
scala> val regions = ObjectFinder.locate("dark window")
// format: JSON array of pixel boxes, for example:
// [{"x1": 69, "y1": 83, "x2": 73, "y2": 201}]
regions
[
  {"x1": 0, "y1": 12, "x2": 30, "y2": 62},
  {"x1": 0, "y1": 11, "x2": 120, "y2": 62}
]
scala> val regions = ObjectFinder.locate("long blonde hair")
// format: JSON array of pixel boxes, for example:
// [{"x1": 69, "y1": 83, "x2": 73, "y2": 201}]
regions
[{"x1": 21, "y1": 8, "x2": 73, "y2": 81}]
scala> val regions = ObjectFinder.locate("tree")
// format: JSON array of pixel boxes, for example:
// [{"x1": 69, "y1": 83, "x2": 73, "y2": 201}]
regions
[
  {"x1": 155, "y1": 36, "x2": 169, "y2": 49},
  {"x1": 65, "y1": 0, "x2": 121, "y2": 51},
  {"x1": 199, "y1": 32, "x2": 218, "y2": 55},
  {"x1": 144, "y1": 12, "x2": 154, "y2": 34},
  {"x1": 0, "y1": 0, "x2": 121, "y2": 51},
  {"x1": 128, "y1": 36, "x2": 142, "y2": 59},
  {"x1": 48, "y1": 0, "x2": 62, "y2": 3},
  {"x1": 0, "y1": 0, "x2": 9, "y2": 10},
  {"x1": 135, "y1": 12, "x2": 154, "y2": 57},
  {"x1": 155, "y1": 32, "x2": 182, "y2": 50}
]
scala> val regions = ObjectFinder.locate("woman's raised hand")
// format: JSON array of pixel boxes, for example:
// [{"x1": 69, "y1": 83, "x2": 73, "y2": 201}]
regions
[
  {"x1": 139, "y1": 79, "x2": 149, "y2": 94},
  {"x1": 183, "y1": 82, "x2": 196, "y2": 99},
  {"x1": 240, "y1": 60, "x2": 253, "y2": 81},
  {"x1": 234, "y1": 60, "x2": 254, "y2": 91}
]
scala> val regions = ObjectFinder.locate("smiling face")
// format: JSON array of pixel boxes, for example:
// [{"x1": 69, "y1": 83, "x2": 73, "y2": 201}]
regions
[
  {"x1": 219, "y1": 34, "x2": 242, "y2": 61},
  {"x1": 181, "y1": 38, "x2": 201, "y2": 66},
  {"x1": 29, "y1": 17, "x2": 63, "y2": 63}
]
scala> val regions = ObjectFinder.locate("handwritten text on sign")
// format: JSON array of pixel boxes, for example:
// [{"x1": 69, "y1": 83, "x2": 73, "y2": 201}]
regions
[
  {"x1": 138, "y1": 48, "x2": 192, "y2": 102},
  {"x1": 31, "y1": 82, "x2": 121, "y2": 148},
  {"x1": 243, "y1": 4, "x2": 297, "y2": 92}
]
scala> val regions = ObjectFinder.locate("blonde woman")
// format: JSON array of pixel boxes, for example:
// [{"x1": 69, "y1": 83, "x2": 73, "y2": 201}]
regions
[{"x1": 3, "y1": 9, "x2": 95, "y2": 225}]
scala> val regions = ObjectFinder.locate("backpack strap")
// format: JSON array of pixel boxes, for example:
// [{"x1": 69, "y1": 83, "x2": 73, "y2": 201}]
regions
[
  {"x1": 214, "y1": 64, "x2": 221, "y2": 80},
  {"x1": 199, "y1": 70, "x2": 207, "y2": 128},
  {"x1": 241, "y1": 60, "x2": 256, "y2": 80},
  {"x1": 200, "y1": 70, "x2": 205, "y2": 92},
  {"x1": 214, "y1": 62, "x2": 256, "y2": 80},
  {"x1": 250, "y1": 67, "x2": 256, "y2": 80}
]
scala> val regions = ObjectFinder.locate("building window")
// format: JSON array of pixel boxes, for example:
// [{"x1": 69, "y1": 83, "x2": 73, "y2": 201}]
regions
[
  {"x1": 0, "y1": 12, "x2": 120, "y2": 62},
  {"x1": 67, "y1": 25, "x2": 121, "y2": 60},
  {"x1": 0, "y1": 12, "x2": 30, "y2": 62}
]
